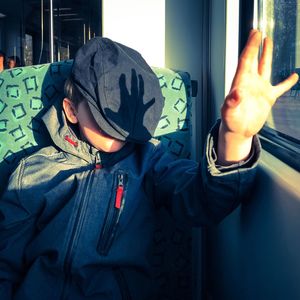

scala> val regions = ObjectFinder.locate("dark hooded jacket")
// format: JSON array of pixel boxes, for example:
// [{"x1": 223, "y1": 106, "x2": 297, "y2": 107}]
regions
[{"x1": 0, "y1": 99, "x2": 260, "y2": 300}]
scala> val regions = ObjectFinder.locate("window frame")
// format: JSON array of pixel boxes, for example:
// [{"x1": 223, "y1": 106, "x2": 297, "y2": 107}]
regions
[{"x1": 239, "y1": 0, "x2": 300, "y2": 171}]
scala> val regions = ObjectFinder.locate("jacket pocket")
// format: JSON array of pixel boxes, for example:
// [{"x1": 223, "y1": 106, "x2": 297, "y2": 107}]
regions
[{"x1": 97, "y1": 172, "x2": 127, "y2": 255}]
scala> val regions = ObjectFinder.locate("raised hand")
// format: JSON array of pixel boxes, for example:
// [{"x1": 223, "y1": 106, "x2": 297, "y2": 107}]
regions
[{"x1": 218, "y1": 29, "x2": 299, "y2": 164}]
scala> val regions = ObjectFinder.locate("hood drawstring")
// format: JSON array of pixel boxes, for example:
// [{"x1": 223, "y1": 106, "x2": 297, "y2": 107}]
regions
[{"x1": 64, "y1": 135, "x2": 78, "y2": 147}]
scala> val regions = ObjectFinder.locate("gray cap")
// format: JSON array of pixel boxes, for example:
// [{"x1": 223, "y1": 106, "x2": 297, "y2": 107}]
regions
[{"x1": 71, "y1": 37, "x2": 164, "y2": 143}]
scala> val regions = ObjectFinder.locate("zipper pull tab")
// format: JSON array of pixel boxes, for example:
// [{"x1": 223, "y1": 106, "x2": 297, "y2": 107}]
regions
[
  {"x1": 95, "y1": 152, "x2": 102, "y2": 169},
  {"x1": 115, "y1": 174, "x2": 124, "y2": 209}
]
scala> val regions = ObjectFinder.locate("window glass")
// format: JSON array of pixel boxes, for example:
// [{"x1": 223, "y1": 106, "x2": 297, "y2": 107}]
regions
[
  {"x1": 0, "y1": 0, "x2": 101, "y2": 68},
  {"x1": 52, "y1": 0, "x2": 101, "y2": 62},
  {"x1": 257, "y1": 0, "x2": 300, "y2": 142},
  {"x1": 24, "y1": 34, "x2": 33, "y2": 66}
]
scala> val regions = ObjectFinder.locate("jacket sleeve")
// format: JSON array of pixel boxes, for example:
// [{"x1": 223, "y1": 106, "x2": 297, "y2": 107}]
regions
[
  {"x1": 0, "y1": 159, "x2": 37, "y2": 299},
  {"x1": 146, "y1": 120, "x2": 261, "y2": 226}
]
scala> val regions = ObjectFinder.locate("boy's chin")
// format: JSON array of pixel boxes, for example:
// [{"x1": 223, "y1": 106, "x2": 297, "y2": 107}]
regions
[
  {"x1": 81, "y1": 128, "x2": 126, "y2": 152},
  {"x1": 95, "y1": 139, "x2": 126, "y2": 153}
]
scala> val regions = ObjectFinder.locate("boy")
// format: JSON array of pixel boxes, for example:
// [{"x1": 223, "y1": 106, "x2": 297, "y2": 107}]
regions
[
  {"x1": 7, "y1": 56, "x2": 21, "y2": 69},
  {"x1": 0, "y1": 50, "x2": 6, "y2": 72},
  {"x1": 0, "y1": 30, "x2": 298, "y2": 299}
]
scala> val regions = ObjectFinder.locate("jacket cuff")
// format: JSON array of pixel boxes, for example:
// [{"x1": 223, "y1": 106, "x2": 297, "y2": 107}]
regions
[{"x1": 205, "y1": 119, "x2": 261, "y2": 176}]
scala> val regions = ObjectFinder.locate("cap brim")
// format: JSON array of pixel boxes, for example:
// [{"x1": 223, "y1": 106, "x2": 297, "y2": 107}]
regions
[{"x1": 86, "y1": 99, "x2": 128, "y2": 142}]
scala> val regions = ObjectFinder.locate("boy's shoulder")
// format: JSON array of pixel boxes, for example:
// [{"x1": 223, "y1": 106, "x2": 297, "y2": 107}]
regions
[
  {"x1": 4, "y1": 146, "x2": 65, "y2": 195},
  {"x1": 12, "y1": 145, "x2": 73, "y2": 183},
  {"x1": 21, "y1": 145, "x2": 66, "y2": 165},
  {"x1": 8, "y1": 145, "x2": 83, "y2": 195}
]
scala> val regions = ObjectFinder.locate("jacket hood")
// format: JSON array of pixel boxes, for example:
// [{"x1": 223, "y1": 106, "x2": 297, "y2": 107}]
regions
[{"x1": 42, "y1": 99, "x2": 135, "y2": 167}]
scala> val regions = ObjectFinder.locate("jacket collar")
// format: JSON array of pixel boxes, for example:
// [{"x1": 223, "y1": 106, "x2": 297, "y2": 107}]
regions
[{"x1": 42, "y1": 99, "x2": 135, "y2": 167}]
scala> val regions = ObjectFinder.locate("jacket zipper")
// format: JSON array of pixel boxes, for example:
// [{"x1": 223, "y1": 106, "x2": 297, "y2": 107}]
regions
[
  {"x1": 98, "y1": 172, "x2": 126, "y2": 255},
  {"x1": 95, "y1": 151, "x2": 102, "y2": 169},
  {"x1": 61, "y1": 171, "x2": 94, "y2": 300},
  {"x1": 114, "y1": 268, "x2": 132, "y2": 300}
]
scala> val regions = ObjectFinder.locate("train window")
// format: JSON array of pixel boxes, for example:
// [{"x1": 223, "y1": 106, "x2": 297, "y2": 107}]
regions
[
  {"x1": 254, "y1": 0, "x2": 300, "y2": 170},
  {"x1": 0, "y1": 0, "x2": 101, "y2": 66},
  {"x1": 24, "y1": 34, "x2": 33, "y2": 66}
]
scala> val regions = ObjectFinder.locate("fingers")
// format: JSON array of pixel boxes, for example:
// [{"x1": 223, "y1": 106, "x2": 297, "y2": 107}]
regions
[
  {"x1": 258, "y1": 37, "x2": 273, "y2": 80},
  {"x1": 272, "y1": 73, "x2": 299, "y2": 100},
  {"x1": 237, "y1": 29, "x2": 262, "y2": 73},
  {"x1": 231, "y1": 30, "x2": 262, "y2": 88},
  {"x1": 119, "y1": 74, "x2": 129, "y2": 97},
  {"x1": 144, "y1": 97, "x2": 156, "y2": 111},
  {"x1": 131, "y1": 69, "x2": 138, "y2": 98},
  {"x1": 138, "y1": 74, "x2": 144, "y2": 99}
]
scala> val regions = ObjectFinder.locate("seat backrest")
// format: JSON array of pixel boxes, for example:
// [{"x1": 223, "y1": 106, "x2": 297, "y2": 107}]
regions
[{"x1": 0, "y1": 61, "x2": 193, "y2": 299}]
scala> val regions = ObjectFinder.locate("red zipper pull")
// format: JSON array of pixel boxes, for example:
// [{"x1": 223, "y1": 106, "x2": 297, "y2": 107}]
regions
[
  {"x1": 115, "y1": 174, "x2": 124, "y2": 209},
  {"x1": 95, "y1": 151, "x2": 102, "y2": 169}
]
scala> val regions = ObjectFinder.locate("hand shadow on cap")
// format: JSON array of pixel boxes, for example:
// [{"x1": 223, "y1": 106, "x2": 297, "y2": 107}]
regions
[{"x1": 104, "y1": 69, "x2": 155, "y2": 142}]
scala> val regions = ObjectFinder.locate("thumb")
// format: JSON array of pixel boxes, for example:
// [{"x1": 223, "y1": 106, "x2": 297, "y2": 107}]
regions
[{"x1": 272, "y1": 73, "x2": 299, "y2": 100}]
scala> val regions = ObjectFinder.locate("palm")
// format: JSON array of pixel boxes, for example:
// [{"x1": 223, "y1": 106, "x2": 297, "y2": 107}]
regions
[{"x1": 221, "y1": 30, "x2": 299, "y2": 138}]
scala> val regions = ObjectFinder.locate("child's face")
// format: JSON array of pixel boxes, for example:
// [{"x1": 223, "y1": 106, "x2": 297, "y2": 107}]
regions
[
  {"x1": 8, "y1": 59, "x2": 16, "y2": 69},
  {"x1": 63, "y1": 99, "x2": 126, "y2": 152}
]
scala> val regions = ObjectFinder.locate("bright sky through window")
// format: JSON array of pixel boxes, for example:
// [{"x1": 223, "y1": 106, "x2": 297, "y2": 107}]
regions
[{"x1": 102, "y1": 0, "x2": 165, "y2": 67}]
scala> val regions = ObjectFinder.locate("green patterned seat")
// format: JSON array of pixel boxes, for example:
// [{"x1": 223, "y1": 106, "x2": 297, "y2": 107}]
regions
[{"x1": 0, "y1": 61, "x2": 193, "y2": 299}]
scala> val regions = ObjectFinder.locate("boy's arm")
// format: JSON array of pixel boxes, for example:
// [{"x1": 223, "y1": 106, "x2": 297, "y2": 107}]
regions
[
  {"x1": 0, "y1": 160, "x2": 36, "y2": 299},
  {"x1": 147, "y1": 124, "x2": 259, "y2": 227},
  {"x1": 146, "y1": 30, "x2": 298, "y2": 226},
  {"x1": 217, "y1": 29, "x2": 298, "y2": 165}
]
